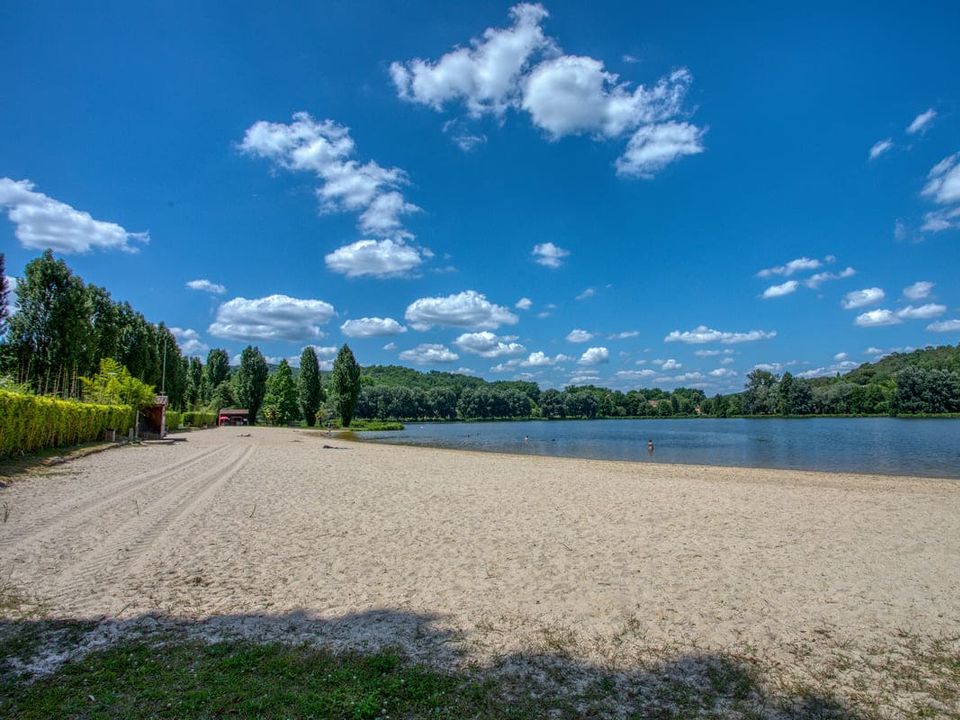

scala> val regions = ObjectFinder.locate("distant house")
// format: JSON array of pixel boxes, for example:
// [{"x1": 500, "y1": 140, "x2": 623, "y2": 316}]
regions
[{"x1": 218, "y1": 408, "x2": 249, "y2": 426}]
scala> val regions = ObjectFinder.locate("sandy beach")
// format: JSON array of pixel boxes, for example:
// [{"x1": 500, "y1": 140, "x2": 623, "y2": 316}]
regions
[{"x1": 2, "y1": 426, "x2": 959, "y2": 713}]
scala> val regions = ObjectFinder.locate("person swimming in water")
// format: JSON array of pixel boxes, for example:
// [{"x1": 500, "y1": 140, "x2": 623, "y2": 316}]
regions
[{"x1": 647, "y1": 439, "x2": 654, "y2": 456}]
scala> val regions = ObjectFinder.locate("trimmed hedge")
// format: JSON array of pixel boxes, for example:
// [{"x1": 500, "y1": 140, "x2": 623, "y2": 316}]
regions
[
  {"x1": 0, "y1": 390, "x2": 134, "y2": 459},
  {"x1": 165, "y1": 410, "x2": 182, "y2": 431},
  {"x1": 183, "y1": 411, "x2": 217, "y2": 428}
]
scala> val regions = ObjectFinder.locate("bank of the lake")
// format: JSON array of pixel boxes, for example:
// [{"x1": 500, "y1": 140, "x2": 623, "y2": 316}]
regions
[{"x1": 360, "y1": 417, "x2": 960, "y2": 479}]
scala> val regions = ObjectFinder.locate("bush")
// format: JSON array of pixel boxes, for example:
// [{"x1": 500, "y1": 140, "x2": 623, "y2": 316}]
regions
[
  {"x1": 0, "y1": 390, "x2": 133, "y2": 459},
  {"x1": 165, "y1": 410, "x2": 182, "y2": 431},
  {"x1": 182, "y1": 411, "x2": 217, "y2": 428}
]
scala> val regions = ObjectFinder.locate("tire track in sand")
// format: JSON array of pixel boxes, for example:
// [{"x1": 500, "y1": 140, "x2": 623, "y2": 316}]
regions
[
  {"x1": 50, "y1": 444, "x2": 256, "y2": 611},
  {"x1": 0, "y1": 444, "x2": 229, "y2": 553}
]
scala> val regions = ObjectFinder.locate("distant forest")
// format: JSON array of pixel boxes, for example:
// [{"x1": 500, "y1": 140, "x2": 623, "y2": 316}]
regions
[{"x1": 2, "y1": 251, "x2": 958, "y2": 421}]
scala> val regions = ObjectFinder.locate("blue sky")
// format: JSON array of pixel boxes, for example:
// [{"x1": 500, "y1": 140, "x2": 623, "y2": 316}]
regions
[{"x1": 2, "y1": 1, "x2": 959, "y2": 391}]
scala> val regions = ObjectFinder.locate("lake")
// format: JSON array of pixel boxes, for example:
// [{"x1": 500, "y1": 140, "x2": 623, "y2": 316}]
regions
[{"x1": 359, "y1": 418, "x2": 960, "y2": 478}]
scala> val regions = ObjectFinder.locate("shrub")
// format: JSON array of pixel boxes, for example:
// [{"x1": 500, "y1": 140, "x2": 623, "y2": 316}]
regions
[
  {"x1": 0, "y1": 390, "x2": 133, "y2": 459},
  {"x1": 165, "y1": 410, "x2": 182, "y2": 431},
  {"x1": 182, "y1": 411, "x2": 217, "y2": 428}
]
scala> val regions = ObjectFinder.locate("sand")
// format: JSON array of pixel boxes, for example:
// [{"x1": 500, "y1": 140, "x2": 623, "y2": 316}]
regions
[{"x1": 2, "y1": 426, "x2": 959, "y2": 709}]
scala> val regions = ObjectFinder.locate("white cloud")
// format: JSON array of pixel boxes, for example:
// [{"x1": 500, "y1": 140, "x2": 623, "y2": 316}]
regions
[
  {"x1": 454, "y1": 331, "x2": 526, "y2": 358},
  {"x1": 391, "y1": 5, "x2": 702, "y2": 177},
  {"x1": 186, "y1": 279, "x2": 226, "y2": 295},
  {"x1": 455, "y1": 367, "x2": 478, "y2": 375},
  {"x1": 615, "y1": 369, "x2": 656, "y2": 379},
  {"x1": 0, "y1": 178, "x2": 148, "y2": 254},
  {"x1": 324, "y1": 239, "x2": 429, "y2": 278},
  {"x1": 897, "y1": 303, "x2": 945, "y2": 320},
  {"x1": 694, "y1": 348, "x2": 734, "y2": 357},
  {"x1": 906, "y1": 108, "x2": 936, "y2": 135},
  {"x1": 903, "y1": 281, "x2": 934, "y2": 300},
  {"x1": 761, "y1": 280, "x2": 799, "y2": 299},
  {"x1": 615, "y1": 121, "x2": 705, "y2": 177},
  {"x1": 578, "y1": 346, "x2": 609, "y2": 365},
  {"x1": 383, "y1": 342, "x2": 398, "y2": 351},
  {"x1": 515, "y1": 297, "x2": 533, "y2": 310},
  {"x1": 757, "y1": 256, "x2": 822, "y2": 278},
  {"x1": 720, "y1": 357, "x2": 735, "y2": 365},
  {"x1": 709, "y1": 368, "x2": 737, "y2": 378},
  {"x1": 390, "y1": 3, "x2": 553, "y2": 117},
  {"x1": 864, "y1": 345, "x2": 915, "y2": 358},
  {"x1": 287, "y1": 345, "x2": 338, "y2": 369},
  {"x1": 796, "y1": 360, "x2": 859, "y2": 379},
  {"x1": 841, "y1": 287, "x2": 885, "y2": 309},
  {"x1": 399, "y1": 343, "x2": 459, "y2": 364},
  {"x1": 532, "y1": 242, "x2": 569, "y2": 268},
  {"x1": 834, "y1": 352, "x2": 848, "y2": 362},
  {"x1": 566, "y1": 328, "x2": 593, "y2": 343},
  {"x1": 405, "y1": 290, "x2": 518, "y2": 331},
  {"x1": 868, "y1": 138, "x2": 893, "y2": 160},
  {"x1": 753, "y1": 363, "x2": 783, "y2": 373},
  {"x1": 672, "y1": 372, "x2": 704, "y2": 382},
  {"x1": 927, "y1": 319, "x2": 960, "y2": 332},
  {"x1": 608, "y1": 330, "x2": 639, "y2": 339},
  {"x1": 522, "y1": 351, "x2": 570, "y2": 367},
  {"x1": 665, "y1": 325, "x2": 776, "y2": 344},
  {"x1": 209, "y1": 294, "x2": 336, "y2": 342},
  {"x1": 340, "y1": 317, "x2": 407, "y2": 338},
  {"x1": 920, "y1": 153, "x2": 960, "y2": 231},
  {"x1": 805, "y1": 267, "x2": 855, "y2": 289},
  {"x1": 864, "y1": 347, "x2": 883, "y2": 355},
  {"x1": 240, "y1": 113, "x2": 419, "y2": 240},
  {"x1": 660, "y1": 358, "x2": 681, "y2": 370},
  {"x1": 854, "y1": 309, "x2": 900, "y2": 327},
  {"x1": 170, "y1": 327, "x2": 209, "y2": 357},
  {"x1": 575, "y1": 287, "x2": 595, "y2": 300}
]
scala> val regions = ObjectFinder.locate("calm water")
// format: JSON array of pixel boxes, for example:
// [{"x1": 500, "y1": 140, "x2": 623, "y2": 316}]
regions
[{"x1": 360, "y1": 418, "x2": 960, "y2": 478}]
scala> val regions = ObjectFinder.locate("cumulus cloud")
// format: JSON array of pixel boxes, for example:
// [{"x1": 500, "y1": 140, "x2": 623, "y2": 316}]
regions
[
  {"x1": 906, "y1": 108, "x2": 936, "y2": 135},
  {"x1": 170, "y1": 327, "x2": 209, "y2": 357},
  {"x1": 391, "y1": 4, "x2": 703, "y2": 177},
  {"x1": 340, "y1": 317, "x2": 407, "y2": 338},
  {"x1": 869, "y1": 138, "x2": 893, "y2": 160},
  {"x1": 805, "y1": 267, "x2": 855, "y2": 289},
  {"x1": 834, "y1": 352, "x2": 848, "y2": 361},
  {"x1": 0, "y1": 178, "x2": 148, "y2": 254},
  {"x1": 522, "y1": 351, "x2": 571, "y2": 367},
  {"x1": 209, "y1": 294, "x2": 336, "y2": 342},
  {"x1": 515, "y1": 297, "x2": 533, "y2": 310},
  {"x1": 665, "y1": 325, "x2": 776, "y2": 344},
  {"x1": 615, "y1": 369, "x2": 656, "y2": 379},
  {"x1": 608, "y1": 330, "x2": 639, "y2": 340},
  {"x1": 399, "y1": 343, "x2": 460, "y2": 364},
  {"x1": 454, "y1": 331, "x2": 526, "y2": 358},
  {"x1": 927, "y1": 319, "x2": 960, "y2": 332},
  {"x1": 920, "y1": 153, "x2": 960, "y2": 232},
  {"x1": 324, "y1": 239, "x2": 429, "y2": 278},
  {"x1": 761, "y1": 280, "x2": 799, "y2": 299},
  {"x1": 566, "y1": 328, "x2": 593, "y2": 343},
  {"x1": 405, "y1": 290, "x2": 518, "y2": 331},
  {"x1": 186, "y1": 279, "x2": 226, "y2": 295},
  {"x1": 757, "y1": 257, "x2": 822, "y2": 278},
  {"x1": 903, "y1": 281, "x2": 934, "y2": 300},
  {"x1": 897, "y1": 303, "x2": 945, "y2": 320},
  {"x1": 578, "y1": 346, "x2": 609, "y2": 365},
  {"x1": 841, "y1": 287, "x2": 885, "y2": 309},
  {"x1": 854, "y1": 309, "x2": 900, "y2": 327},
  {"x1": 659, "y1": 358, "x2": 681, "y2": 370},
  {"x1": 709, "y1": 368, "x2": 737, "y2": 378},
  {"x1": 531, "y1": 242, "x2": 569, "y2": 268}
]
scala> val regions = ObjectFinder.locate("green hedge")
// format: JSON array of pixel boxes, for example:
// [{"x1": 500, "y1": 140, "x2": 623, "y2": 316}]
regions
[
  {"x1": 0, "y1": 390, "x2": 134, "y2": 459},
  {"x1": 183, "y1": 411, "x2": 217, "y2": 428},
  {"x1": 165, "y1": 410, "x2": 182, "y2": 431}
]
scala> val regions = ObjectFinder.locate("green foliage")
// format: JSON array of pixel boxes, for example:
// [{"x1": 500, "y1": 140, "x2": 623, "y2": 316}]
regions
[
  {"x1": 208, "y1": 381, "x2": 235, "y2": 413},
  {"x1": 234, "y1": 346, "x2": 268, "y2": 424},
  {"x1": 332, "y1": 344, "x2": 361, "y2": 427},
  {"x1": 165, "y1": 410, "x2": 182, "y2": 430},
  {"x1": 182, "y1": 411, "x2": 217, "y2": 427},
  {"x1": 0, "y1": 390, "x2": 133, "y2": 458},
  {"x1": 205, "y1": 348, "x2": 230, "y2": 391},
  {"x1": 297, "y1": 346, "x2": 323, "y2": 427},
  {"x1": 79, "y1": 358, "x2": 156, "y2": 410},
  {"x1": 263, "y1": 359, "x2": 299, "y2": 425}
]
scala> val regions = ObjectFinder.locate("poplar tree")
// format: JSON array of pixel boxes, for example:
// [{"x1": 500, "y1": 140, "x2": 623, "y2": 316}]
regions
[
  {"x1": 331, "y1": 344, "x2": 361, "y2": 427},
  {"x1": 297, "y1": 346, "x2": 323, "y2": 426},
  {"x1": 234, "y1": 345, "x2": 268, "y2": 424}
]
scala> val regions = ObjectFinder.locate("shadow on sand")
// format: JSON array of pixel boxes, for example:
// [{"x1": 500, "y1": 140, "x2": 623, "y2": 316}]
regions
[{"x1": 0, "y1": 607, "x2": 869, "y2": 719}]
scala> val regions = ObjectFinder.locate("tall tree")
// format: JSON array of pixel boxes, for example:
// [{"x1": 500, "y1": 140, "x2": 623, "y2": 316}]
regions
[
  {"x1": 0, "y1": 253, "x2": 8, "y2": 338},
  {"x1": 263, "y1": 359, "x2": 299, "y2": 425},
  {"x1": 205, "y1": 348, "x2": 230, "y2": 391},
  {"x1": 186, "y1": 356, "x2": 204, "y2": 407},
  {"x1": 331, "y1": 344, "x2": 361, "y2": 427},
  {"x1": 297, "y1": 346, "x2": 323, "y2": 426},
  {"x1": 234, "y1": 345, "x2": 268, "y2": 424}
]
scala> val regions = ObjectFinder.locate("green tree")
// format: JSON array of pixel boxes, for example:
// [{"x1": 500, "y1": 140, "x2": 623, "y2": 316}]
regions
[
  {"x1": 331, "y1": 344, "x2": 362, "y2": 427},
  {"x1": 263, "y1": 359, "x2": 299, "y2": 425},
  {"x1": 234, "y1": 346, "x2": 268, "y2": 423},
  {"x1": 210, "y1": 380, "x2": 235, "y2": 412},
  {"x1": 186, "y1": 357, "x2": 204, "y2": 407},
  {"x1": 80, "y1": 358, "x2": 156, "y2": 409},
  {"x1": 205, "y1": 348, "x2": 230, "y2": 390},
  {"x1": 297, "y1": 346, "x2": 323, "y2": 426}
]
